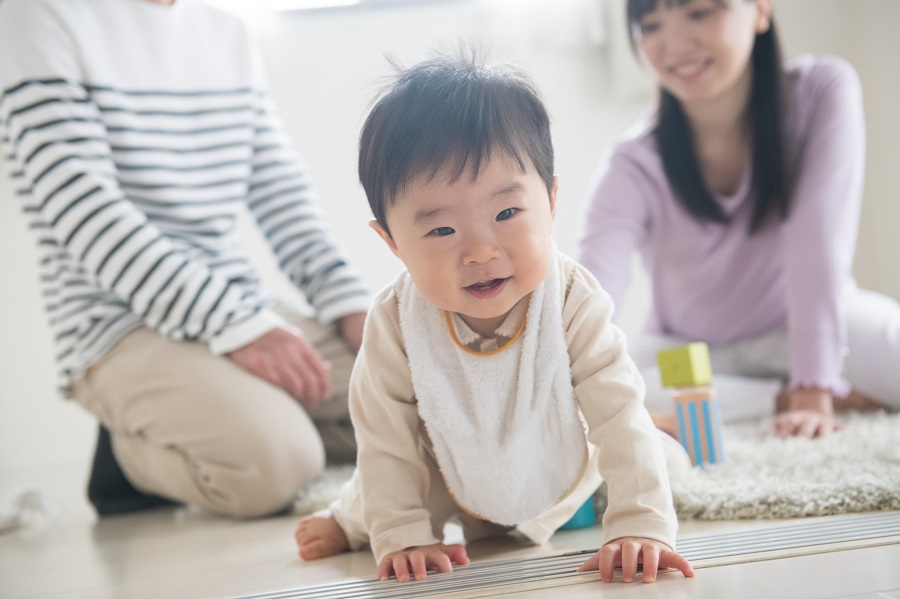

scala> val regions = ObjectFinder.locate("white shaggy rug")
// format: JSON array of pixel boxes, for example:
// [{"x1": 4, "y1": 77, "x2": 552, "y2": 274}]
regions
[
  {"x1": 295, "y1": 412, "x2": 900, "y2": 522},
  {"x1": 667, "y1": 411, "x2": 900, "y2": 520},
  {"x1": 293, "y1": 465, "x2": 354, "y2": 516}
]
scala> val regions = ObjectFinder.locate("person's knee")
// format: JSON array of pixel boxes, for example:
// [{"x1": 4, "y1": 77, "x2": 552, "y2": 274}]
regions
[{"x1": 207, "y1": 425, "x2": 327, "y2": 518}]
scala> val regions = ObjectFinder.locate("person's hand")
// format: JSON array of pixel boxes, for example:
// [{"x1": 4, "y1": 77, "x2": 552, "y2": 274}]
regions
[
  {"x1": 771, "y1": 387, "x2": 844, "y2": 438},
  {"x1": 577, "y1": 537, "x2": 694, "y2": 583},
  {"x1": 228, "y1": 327, "x2": 331, "y2": 410},
  {"x1": 338, "y1": 312, "x2": 366, "y2": 353},
  {"x1": 377, "y1": 543, "x2": 470, "y2": 582}
]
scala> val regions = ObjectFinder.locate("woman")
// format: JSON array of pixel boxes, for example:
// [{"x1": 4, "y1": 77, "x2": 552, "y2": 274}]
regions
[{"x1": 579, "y1": 0, "x2": 899, "y2": 437}]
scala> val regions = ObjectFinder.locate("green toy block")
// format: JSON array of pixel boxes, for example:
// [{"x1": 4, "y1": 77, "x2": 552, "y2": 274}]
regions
[{"x1": 656, "y1": 342, "x2": 712, "y2": 388}]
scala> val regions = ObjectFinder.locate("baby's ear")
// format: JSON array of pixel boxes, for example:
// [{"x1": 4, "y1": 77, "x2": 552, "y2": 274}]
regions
[
  {"x1": 550, "y1": 175, "x2": 559, "y2": 220},
  {"x1": 370, "y1": 219, "x2": 401, "y2": 258}
]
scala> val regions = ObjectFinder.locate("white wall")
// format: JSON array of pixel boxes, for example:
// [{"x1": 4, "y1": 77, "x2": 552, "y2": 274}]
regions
[
  {"x1": 1, "y1": 0, "x2": 898, "y2": 480},
  {"x1": 775, "y1": 0, "x2": 900, "y2": 303}
]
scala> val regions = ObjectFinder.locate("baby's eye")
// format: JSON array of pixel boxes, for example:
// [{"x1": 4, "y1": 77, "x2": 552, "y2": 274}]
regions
[
  {"x1": 496, "y1": 208, "x2": 518, "y2": 221},
  {"x1": 429, "y1": 226, "x2": 455, "y2": 237}
]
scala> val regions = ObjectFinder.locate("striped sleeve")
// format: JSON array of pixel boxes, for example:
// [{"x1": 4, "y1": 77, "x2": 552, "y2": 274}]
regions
[
  {"x1": 0, "y1": 6, "x2": 283, "y2": 355},
  {"x1": 247, "y1": 92, "x2": 369, "y2": 323},
  {"x1": 1, "y1": 79, "x2": 282, "y2": 352}
]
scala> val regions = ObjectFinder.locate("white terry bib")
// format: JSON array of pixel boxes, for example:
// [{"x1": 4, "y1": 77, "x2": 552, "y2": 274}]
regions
[{"x1": 398, "y1": 253, "x2": 587, "y2": 525}]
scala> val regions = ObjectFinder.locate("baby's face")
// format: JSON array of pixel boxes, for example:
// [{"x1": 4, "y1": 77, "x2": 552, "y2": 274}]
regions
[{"x1": 374, "y1": 154, "x2": 557, "y2": 337}]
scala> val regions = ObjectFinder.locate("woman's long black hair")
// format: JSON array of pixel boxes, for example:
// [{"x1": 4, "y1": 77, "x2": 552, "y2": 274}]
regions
[{"x1": 627, "y1": 0, "x2": 790, "y2": 234}]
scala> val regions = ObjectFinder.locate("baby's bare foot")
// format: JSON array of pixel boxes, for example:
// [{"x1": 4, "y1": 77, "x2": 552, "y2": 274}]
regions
[{"x1": 295, "y1": 510, "x2": 350, "y2": 560}]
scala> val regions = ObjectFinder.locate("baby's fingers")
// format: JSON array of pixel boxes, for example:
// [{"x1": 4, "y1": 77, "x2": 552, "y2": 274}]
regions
[
  {"x1": 376, "y1": 556, "x2": 391, "y2": 581},
  {"x1": 620, "y1": 540, "x2": 642, "y2": 583},
  {"x1": 391, "y1": 555, "x2": 412, "y2": 583},
  {"x1": 599, "y1": 543, "x2": 622, "y2": 583},
  {"x1": 377, "y1": 554, "x2": 410, "y2": 582},
  {"x1": 420, "y1": 544, "x2": 468, "y2": 578},
  {"x1": 641, "y1": 545, "x2": 661, "y2": 583},
  {"x1": 408, "y1": 550, "x2": 428, "y2": 581},
  {"x1": 579, "y1": 543, "x2": 622, "y2": 582},
  {"x1": 425, "y1": 550, "x2": 453, "y2": 576},
  {"x1": 442, "y1": 543, "x2": 470, "y2": 568},
  {"x1": 576, "y1": 551, "x2": 600, "y2": 574},
  {"x1": 659, "y1": 549, "x2": 695, "y2": 579}
]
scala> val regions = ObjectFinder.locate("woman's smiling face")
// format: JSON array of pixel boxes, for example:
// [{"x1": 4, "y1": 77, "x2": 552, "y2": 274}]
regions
[{"x1": 634, "y1": 0, "x2": 771, "y2": 109}]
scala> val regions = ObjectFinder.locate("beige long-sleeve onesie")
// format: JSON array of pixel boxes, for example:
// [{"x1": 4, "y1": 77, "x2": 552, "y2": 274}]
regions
[{"x1": 331, "y1": 252, "x2": 678, "y2": 563}]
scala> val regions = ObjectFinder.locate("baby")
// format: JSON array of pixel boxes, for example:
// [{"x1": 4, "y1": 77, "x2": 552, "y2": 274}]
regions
[{"x1": 295, "y1": 51, "x2": 693, "y2": 585}]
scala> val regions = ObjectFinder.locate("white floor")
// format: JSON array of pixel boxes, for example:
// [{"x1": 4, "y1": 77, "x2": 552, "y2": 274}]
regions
[{"x1": 2, "y1": 465, "x2": 899, "y2": 599}]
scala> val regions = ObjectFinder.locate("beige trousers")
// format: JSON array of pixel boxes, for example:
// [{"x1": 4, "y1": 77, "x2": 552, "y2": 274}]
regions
[{"x1": 71, "y1": 304, "x2": 357, "y2": 518}]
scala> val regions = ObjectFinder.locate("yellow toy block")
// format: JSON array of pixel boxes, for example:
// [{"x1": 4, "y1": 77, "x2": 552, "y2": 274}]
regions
[{"x1": 656, "y1": 342, "x2": 712, "y2": 388}]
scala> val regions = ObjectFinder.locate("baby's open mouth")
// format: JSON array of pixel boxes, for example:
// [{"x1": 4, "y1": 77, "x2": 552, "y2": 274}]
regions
[
  {"x1": 464, "y1": 278, "x2": 509, "y2": 299},
  {"x1": 466, "y1": 278, "x2": 506, "y2": 291}
]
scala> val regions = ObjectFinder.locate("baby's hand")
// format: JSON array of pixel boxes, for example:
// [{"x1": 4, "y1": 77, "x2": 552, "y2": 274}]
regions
[
  {"x1": 377, "y1": 543, "x2": 470, "y2": 582},
  {"x1": 577, "y1": 537, "x2": 694, "y2": 583}
]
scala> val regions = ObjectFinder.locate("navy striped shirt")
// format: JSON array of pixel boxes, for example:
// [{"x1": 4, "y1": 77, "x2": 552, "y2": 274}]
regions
[{"x1": 0, "y1": 0, "x2": 369, "y2": 390}]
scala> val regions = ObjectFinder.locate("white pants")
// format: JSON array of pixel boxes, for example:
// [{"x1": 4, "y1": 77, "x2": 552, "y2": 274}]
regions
[{"x1": 631, "y1": 288, "x2": 900, "y2": 423}]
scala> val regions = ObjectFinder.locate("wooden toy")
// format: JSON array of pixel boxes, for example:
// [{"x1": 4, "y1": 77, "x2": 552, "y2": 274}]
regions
[
  {"x1": 657, "y1": 342, "x2": 712, "y2": 387},
  {"x1": 657, "y1": 342, "x2": 724, "y2": 468}
]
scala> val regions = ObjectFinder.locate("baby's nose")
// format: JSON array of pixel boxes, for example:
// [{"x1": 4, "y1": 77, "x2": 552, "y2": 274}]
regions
[{"x1": 463, "y1": 234, "x2": 501, "y2": 265}]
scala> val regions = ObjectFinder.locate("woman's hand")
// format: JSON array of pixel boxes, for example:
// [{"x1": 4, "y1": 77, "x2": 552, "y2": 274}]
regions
[
  {"x1": 771, "y1": 387, "x2": 844, "y2": 438},
  {"x1": 577, "y1": 537, "x2": 694, "y2": 583},
  {"x1": 377, "y1": 543, "x2": 470, "y2": 582}
]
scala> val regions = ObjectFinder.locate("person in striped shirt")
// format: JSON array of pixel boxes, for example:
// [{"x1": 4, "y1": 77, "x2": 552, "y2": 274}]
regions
[{"x1": 0, "y1": 0, "x2": 370, "y2": 517}]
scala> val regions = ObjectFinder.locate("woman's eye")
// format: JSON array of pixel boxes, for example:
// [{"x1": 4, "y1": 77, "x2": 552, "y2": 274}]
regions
[
  {"x1": 688, "y1": 9, "x2": 712, "y2": 20},
  {"x1": 496, "y1": 208, "x2": 518, "y2": 221},
  {"x1": 429, "y1": 226, "x2": 455, "y2": 237},
  {"x1": 639, "y1": 20, "x2": 660, "y2": 35}
]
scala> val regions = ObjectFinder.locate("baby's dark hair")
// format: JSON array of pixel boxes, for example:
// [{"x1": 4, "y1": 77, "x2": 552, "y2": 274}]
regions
[{"x1": 358, "y1": 50, "x2": 554, "y2": 237}]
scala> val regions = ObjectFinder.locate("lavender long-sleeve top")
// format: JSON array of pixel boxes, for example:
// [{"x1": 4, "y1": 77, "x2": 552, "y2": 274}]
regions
[{"x1": 579, "y1": 56, "x2": 865, "y2": 394}]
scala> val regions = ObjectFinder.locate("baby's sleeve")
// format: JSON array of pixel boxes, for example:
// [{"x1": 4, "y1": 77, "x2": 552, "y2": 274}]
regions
[
  {"x1": 564, "y1": 260, "x2": 678, "y2": 549},
  {"x1": 348, "y1": 284, "x2": 442, "y2": 563}
]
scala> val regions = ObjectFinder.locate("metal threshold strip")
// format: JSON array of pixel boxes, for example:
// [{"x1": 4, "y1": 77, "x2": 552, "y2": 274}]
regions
[{"x1": 234, "y1": 511, "x2": 900, "y2": 599}]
